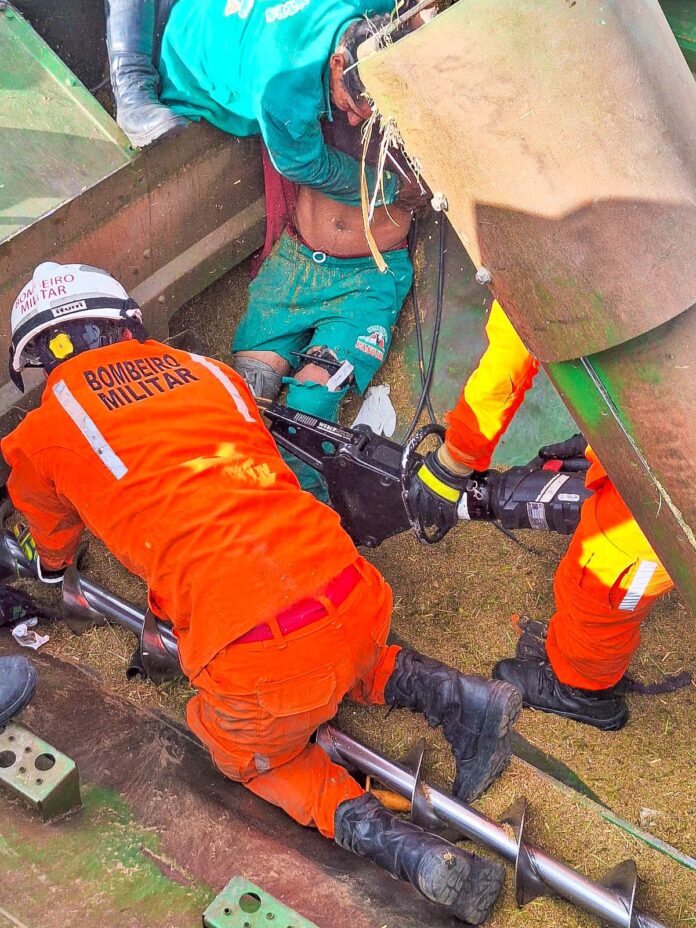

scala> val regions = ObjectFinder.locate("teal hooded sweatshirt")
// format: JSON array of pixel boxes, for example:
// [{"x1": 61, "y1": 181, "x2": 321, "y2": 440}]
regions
[{"x1": 159, "y1": 0, "x2": 398, "y2": 206}]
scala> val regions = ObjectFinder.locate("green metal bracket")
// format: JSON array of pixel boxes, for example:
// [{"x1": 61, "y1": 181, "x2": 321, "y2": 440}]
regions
[
  {"x1": 0, "y1": 2, "x2": 133, "y2": 245},
  {"x1": 0, "y1": 721, "x2": 81, "y2": 821},
  {"x1": 660, "y1": 0, "x2": 696, "y2": 75},
  {"x1": 203, "y1": 877, "x2": 319, "y2": 928}
]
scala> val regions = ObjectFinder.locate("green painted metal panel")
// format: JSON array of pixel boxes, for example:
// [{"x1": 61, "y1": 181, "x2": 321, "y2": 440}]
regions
[
  {"x1": 0, "y1": 4, "x2": 133, "y2": 245},
  {"x1": 660, "y1": 0, "x2": 696, "y2": 73},
  {"x1": 397, "y1": 216, "x2": 576, "y2": 465}
]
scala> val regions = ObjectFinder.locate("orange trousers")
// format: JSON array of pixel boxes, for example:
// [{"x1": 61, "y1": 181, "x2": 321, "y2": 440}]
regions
[
  {"x1": 547, "y1": 474, "x2": 673, "y2": 690},
  {"x1": 186, "y1": 557, "x2": 399, "y2": 838}
]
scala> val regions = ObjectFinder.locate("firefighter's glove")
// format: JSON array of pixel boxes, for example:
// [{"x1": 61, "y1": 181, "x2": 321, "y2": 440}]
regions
[
  {"x1": 12, "y1": 524, "x2": 65, "y2": 585},
  {"x1": 409, "y1": 446, "x2": 471, "y2": 533},
  {"x1": 538, "y1": 433, "x2": 587, "y2": 460},
  {"x1": 12, "y1": 524, "x2": 38, "y2": 569}
]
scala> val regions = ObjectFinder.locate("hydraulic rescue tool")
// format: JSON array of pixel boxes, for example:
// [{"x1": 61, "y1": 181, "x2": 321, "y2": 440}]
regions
[
  {"x1": 261, "y1": 401, "x2": 591, "y2": 547},
  {"x1": 0, "y1": 523, "x2": 671, "y2": 928}
]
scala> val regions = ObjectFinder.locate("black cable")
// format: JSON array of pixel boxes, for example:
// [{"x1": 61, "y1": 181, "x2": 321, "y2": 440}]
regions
[
  {"x1": 405, "y1": 213, "x2": 446, "y2": 441},
  {"x1": 491, "y1": 521, "x2": 548, "y2": 560},
  {"x1": 407, "y1": 215, "x2": 437, "y2": 425}
]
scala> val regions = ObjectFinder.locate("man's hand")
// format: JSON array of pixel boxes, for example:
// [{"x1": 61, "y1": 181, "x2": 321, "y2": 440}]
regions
[
  {"x1": 408, "y1": 445, "x2": 471, "y2": 534},
  {"x1": 538, "y1": 433, "x2": 587, "y2": 460},
  {"x1": 12, "y1": 523, "x2": 65, "y2": 585}
]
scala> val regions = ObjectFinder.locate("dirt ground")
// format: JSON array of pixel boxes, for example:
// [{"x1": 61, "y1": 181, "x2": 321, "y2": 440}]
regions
[{"x1": 15, "y1": 259, "x2": 696, "y2": 925}]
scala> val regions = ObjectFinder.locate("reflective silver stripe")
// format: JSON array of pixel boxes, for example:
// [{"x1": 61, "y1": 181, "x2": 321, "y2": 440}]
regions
[
  {"x1": 189, "y1": 353, "x2": 254, "y2": 423},
  {"x1": 619, "y1": 560, "x2": 658, "y2": 612},
  {"x1": 535, "y1": 473, "x2": 570, "y2": 504},
  {"x1": 52, "y1": 380, "x2": 127, "y2": 480}
]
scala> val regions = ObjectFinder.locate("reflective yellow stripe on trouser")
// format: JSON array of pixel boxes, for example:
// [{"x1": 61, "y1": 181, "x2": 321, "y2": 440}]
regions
[{"x1": 417, "y1": 464, "x2": 460, "y2": 502}]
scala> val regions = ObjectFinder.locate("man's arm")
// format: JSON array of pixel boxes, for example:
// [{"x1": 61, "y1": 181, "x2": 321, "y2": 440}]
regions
[
  {"x1": 5, "y1": 448, "x2": 84, "y2": 571},
  {"x1": 444, "y1": 299, "x2": 539, "y2": 471},
  {"x1": 261, "y1": 97, "x2": 398, "y2": 207}
]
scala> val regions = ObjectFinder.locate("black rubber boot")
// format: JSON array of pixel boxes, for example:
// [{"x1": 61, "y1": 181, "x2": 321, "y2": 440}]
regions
[
  {"x1": 105, "y1": 0, "x2": 189, "y2": 148},
  {"x1": 335, "y1": 793, "x2": 504, "y2": 925},
  {"x1": 0, "y1": 656, "x2": 37, "y2": 726},
  {"x1": 384, "y1": 650, "x2": 522, "y2": 802},
  {"x1": 493, "y1": 657, "x2": 629, "y2": 731}
]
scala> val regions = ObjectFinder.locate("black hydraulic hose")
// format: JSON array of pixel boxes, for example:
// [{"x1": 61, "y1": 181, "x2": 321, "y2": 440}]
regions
[
  {"x1": 407, "y1": 215, "x2": 437, "y2": 425},
  {"x1": 405, "y1": 213, "x2": 446, "y2": 441}
]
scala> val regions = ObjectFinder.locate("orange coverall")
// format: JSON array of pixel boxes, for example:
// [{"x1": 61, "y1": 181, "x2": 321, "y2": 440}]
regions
[
  {"x1": 1, "y1": 339, "x2": 400, "y2": 836},
  {"x1": 445, "y1": 301, "x2": 673, "y2": 690}
]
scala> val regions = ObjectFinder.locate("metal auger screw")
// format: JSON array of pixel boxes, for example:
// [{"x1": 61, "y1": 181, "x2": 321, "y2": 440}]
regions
[{"x1": 475, "y1": 267, "x2": 493, "y2": 285}]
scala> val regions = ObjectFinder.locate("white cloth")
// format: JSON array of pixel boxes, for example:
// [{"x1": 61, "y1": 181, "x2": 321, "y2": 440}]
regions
[
  {"x1": 12, "y1": 618, "x2": 49, "y2": 650},
  {"x1": 351, "y1": 384, "x2": 397, "y2": 437}
]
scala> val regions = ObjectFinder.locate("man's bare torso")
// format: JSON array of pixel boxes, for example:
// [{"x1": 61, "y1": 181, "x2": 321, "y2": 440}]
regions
[{"x1": 294, "y1": 110, "x2": 422, "y2": 257}]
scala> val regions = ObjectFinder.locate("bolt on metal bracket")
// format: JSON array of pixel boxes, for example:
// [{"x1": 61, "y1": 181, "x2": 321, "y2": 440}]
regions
[
  {"x1": 0, "y1": 722, "x2": 81, "y2": 821},
  {"x1": 203, "y1": 876, "x2": 319, "y2": 928}
]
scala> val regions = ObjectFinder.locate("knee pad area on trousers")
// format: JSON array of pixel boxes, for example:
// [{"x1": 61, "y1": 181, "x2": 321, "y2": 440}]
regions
[
  {"x1": 232, "y1": 355, "x2": 283, "y2": 401},
  {"x1": 283, "y1": 377, "x2": 349, "y2": 422}
]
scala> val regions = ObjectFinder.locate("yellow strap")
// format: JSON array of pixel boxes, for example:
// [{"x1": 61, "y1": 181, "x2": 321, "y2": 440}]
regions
[{"x1": 418, "y1": 464, "x2": 460, "y2": 503}]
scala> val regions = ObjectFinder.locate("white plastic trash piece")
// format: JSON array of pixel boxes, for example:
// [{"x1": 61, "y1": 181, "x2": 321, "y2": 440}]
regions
[
  {"x1": 12, "y1": 618, "x2": 49, "y2": 651},
  {"x1": 351, "y1": 384, "x2": 397, "y2": 437}
]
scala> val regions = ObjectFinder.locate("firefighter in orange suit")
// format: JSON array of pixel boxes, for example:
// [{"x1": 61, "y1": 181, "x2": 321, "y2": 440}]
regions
[
  {"x1": 1, "y1": 263, "x2": 522, "y2": 925},
  {"x1": 409, "y1": 300, "x2": 672, "y2": 730}
]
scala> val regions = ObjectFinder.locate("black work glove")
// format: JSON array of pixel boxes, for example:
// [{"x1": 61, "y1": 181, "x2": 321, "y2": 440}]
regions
[
  {"x1": 408, "y1": 448, "x2": 470, "y2": 533},
  {"x1": 538, "y1": 433, "x2": 587, "y2": 460}
]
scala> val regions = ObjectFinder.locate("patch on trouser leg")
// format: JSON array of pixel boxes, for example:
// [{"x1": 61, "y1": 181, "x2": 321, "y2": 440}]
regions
[
  {"x1": 284, "y1": 377, "x2": 349, "y2": 422},
  {"x1": 232, "y1": 355, "x2": 283, "y2": 400},
  {"x1": 279, "y1": 378, "x2": 350, "y2": 500},
  {"x1": 255, "y1": 753, "x2": 271, "y2": 773}
]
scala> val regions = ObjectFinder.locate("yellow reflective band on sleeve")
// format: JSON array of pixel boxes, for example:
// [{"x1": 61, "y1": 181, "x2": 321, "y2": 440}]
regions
[{"x1": 418, "y1": 464, "x2": 460, "y2": 502}]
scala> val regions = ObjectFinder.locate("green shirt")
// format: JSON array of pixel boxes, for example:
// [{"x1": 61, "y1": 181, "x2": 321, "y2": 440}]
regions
[{"x1": 159, "y1": 0, "x2": 398, "y2": 205}]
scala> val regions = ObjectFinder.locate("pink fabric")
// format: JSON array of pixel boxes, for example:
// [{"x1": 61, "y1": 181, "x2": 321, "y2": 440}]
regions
[{"x1": 250, "y1": 144, "x2": 299, "y2": 279}]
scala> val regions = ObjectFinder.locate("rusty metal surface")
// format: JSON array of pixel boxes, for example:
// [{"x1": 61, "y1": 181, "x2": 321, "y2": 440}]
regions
[
  {"x1": 359, "y1": 0, "x2": 696, "y2": 362},
  {"x1": 0, "y1": 121, "x2": 264, "y2": 398},
  {"x1": 5, "y1": 645, "x2": 458, "y2": 928},
  {"x1": 546, "y1": 303, "x2": 696, "y2": 612}
]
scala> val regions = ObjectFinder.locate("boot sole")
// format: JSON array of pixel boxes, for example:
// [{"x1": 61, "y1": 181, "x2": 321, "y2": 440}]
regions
[
  {"x1": 450, "y1": 856, "x2": 506, "y2": 925},
  {"x1": 456, "y1": 681, "x2": 523, "y2": 802},
  {"x1": 0, "y1": 663, "x2": 37, "y2": 727},
  {"x1": 520, "y1": 700, "x2": 628, "y2": 732},
  {"x1": 120, "y1": 115, "x2": 189, "y2": 150},
  {"x1": 418, "y1": 847, "x2": 470, "y2": 907}
]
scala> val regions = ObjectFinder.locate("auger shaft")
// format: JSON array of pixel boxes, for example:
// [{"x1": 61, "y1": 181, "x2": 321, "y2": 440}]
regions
[
  {"x1": 0, "y1": 529, "x2": 670, "y2": 927},
  {"x1": 316, "y1": 725, "x2": 668, "y2": 928},
  {"x1": 0, "y1": 530, "x2": 179, "y2": 668}
]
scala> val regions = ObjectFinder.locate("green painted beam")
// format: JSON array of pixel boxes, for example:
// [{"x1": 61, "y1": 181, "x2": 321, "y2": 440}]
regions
[
  {"x1": 0, "y1": 4, "x2": 133, "y2": 245},
  {"x1": 660, "y1": 0, "x2": 696, "y2": 74}
]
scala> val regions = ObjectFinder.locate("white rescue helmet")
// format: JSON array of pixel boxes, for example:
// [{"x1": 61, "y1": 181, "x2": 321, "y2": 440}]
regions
[{"x1": 9, "y1": 262, "x2": 144, "y2": 391}]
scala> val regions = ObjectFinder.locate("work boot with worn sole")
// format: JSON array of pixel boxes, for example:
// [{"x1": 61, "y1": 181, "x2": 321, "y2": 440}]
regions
[
  {"x1": 105, "y1": 0, "x2": 189, "y2": 148},
  {"x1": 493, "y1": 657, "x2": 629, "y2": 731},
  {"x1": 335, "y1": 793, "x2": 505, "y2": 925},
  {"x1": 0, "y1": 656, "x2": 37, "y2": 726},
  {"x1": 384, "y1": 649, "x2": 523, "y2": 802}
]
